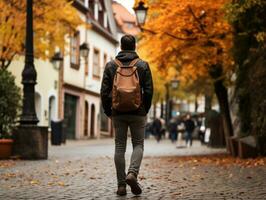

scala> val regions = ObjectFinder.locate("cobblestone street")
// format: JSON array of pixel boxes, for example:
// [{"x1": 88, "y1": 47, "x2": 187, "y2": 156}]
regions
[{"x1": 0, "y1": 139, "x2": 266, "y2": 200}]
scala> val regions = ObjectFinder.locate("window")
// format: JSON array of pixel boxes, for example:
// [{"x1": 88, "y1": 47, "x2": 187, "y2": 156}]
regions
[
  {"x1": 84, "y1": 0, "x2": 88, "y2": 8},
  {"x1": 104, "y1": 13, "x2": 108, "y2": 28},
  {"x1": 94, "y1": 2, "x2": 98, "y2": 20},
  {"x1": 78, "y1": 0, "x2": 86, "y2": 4},
  {"x1": 93, "y1": 48, "x2": 100, "y2": 77},
  {"x1": 85, "y1": 54, "x2": 89, "y2": 76},
  {"x1": 125, "y1": 22, "x2": 134, "y2": 29},
  {"x1": 99, "y1": 10, "x2": 104, "y2": 26},
  {"x1": 89, "y1": 0, "x2": 94, "y2": 16},
  {"x1": 70, "y1": 32, "x2": 80, "y2": 69}
]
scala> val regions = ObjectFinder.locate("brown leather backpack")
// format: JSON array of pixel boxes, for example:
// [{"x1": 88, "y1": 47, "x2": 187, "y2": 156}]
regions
[{"x1": 112, "y1": 58, "x2": 141, "y2": 112}]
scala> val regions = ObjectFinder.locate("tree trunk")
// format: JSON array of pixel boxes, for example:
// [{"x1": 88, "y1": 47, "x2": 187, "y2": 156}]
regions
[
  {"x1": 214, "y1": 80, "x2": 234, "y2": 145},
  {"x1": 195, "y1": 94, "x2": 198, "y2": 112},
  {"x1": 205, "y1": 94, "x2": 213, "y2": 112},
  {"x1": 160, "y1": 100, "x2": 164, "y2": 118},
  {"x1": 209, "y1": 64, "x2": 233, "y2": 151}
]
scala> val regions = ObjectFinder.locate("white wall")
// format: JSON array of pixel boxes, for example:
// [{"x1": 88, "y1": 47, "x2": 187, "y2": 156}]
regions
[
  {"x1": 85, "y1": 30, "x2": 116, "y2": 93},
  {"x1": 8, "y1": 58, "x2": 59, "y2": 127}
]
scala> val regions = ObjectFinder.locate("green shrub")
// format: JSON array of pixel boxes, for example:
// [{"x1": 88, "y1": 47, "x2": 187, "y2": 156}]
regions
[{"x1": 0, "y1": 69, "x2": 21, "y2": 138}]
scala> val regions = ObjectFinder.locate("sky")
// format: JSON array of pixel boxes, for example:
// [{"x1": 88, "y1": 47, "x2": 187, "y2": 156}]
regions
[{"x1": 113, "y1": 0, "x2": 135, "y2": 14}]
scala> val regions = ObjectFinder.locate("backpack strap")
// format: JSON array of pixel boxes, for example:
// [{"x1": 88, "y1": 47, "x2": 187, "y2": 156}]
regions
[
  {"x1": 129, "y1": 58, "x2": 140, "y2": 67},
  {"x1": 114, "y1": 59, "x2": 123, "y2": 68},
  {"x1": 114, "y1": 58, "x2": 140, "y2": 68}
]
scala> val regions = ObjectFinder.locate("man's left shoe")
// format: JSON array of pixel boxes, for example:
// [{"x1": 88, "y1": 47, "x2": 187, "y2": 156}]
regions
[{"x1": 116, "y1": 186, "x2": 127, "y2": 196}]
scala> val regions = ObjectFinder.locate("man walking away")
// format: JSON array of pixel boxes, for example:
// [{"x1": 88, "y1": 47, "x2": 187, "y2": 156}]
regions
[
  {"x1": 184, "y1": 114, "x2": 195, "y2": 147},
  {"x1": 100, "y1": 34, "x2": 153, "y2": 196}
]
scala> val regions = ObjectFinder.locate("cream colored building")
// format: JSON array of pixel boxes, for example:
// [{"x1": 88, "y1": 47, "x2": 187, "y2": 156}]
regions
[{"x1": 8, "y1": 58, "x2": 59, "y2": 127}]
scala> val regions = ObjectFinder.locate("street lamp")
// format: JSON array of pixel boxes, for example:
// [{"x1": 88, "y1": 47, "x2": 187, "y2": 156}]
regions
[
  {"x1": 20, "y1": 0, "x2": 38, "y2": 125},
  {"x1": 14, "y1": 0, "x2": 48, "y2": 160},
  {"x1": 134, "y1": 1, "x2": 148, "y2": 26},
  {"x1": 51, "y1": 52, "x2": 63, "y2": 70},
  {"x1": 165, "y1": 79, "x2": 180, "y2": 125},
  {"x1": 80, "y1": 42, "x2": 90, "y2": 58}
]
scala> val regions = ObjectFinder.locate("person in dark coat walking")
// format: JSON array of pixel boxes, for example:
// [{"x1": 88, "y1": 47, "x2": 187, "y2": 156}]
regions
[
  {"x1": 152, "y1": 118, "x2": 162, "y2": 142},
  {"x1": 184, "y1": 114, "x2": 195, "y2": 147},
  {"x1": 169, "y1": 118, "x2": 178, "y2": 143},
  {"x1": 100, "y1": 34, "x2": 153, "y2": 196}
]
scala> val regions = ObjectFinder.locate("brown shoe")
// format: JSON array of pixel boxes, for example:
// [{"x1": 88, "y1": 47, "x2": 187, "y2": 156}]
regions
[
  {"x1": 126, "y1": 172, "x2": 142, "y2": 195},
  {"x1": 116, "y1": 186, "x2": 127, "y2": 196}
]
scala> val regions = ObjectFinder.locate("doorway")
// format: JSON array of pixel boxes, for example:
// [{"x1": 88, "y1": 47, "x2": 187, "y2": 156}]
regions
[
  {"x1": 84, "y1": 101, "x2": 89, "y2": 136},
  {"x1": 64, "y1": 94, "x2": 78, "y2": 139},
  {"x1": 90, "y1": 104, "x2": 95, "y2": 138},
  {"x1": 48, "y1": 96, "x2": 56, "y2": 127},
  {"x1": 35, "y1": 92, "x2": 42, "y2": 123}
]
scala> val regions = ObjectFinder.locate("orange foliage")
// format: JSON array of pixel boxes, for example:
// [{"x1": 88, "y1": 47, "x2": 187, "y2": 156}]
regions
[
  {"x1": 156, "y1": 154, "x2": 266, "y2": 168},
  {"x1": 135, "y1": 0, "x2": 234, "y2": 99},
  {"x1": 0, "y1": 0, "x2": 82, "y2": 69}
]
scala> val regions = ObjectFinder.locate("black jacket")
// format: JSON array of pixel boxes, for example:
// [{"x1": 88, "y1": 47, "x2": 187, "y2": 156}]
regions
[
  {"x1": 184, "y1": 119, "x2": 195, "y2": 132},
  {"x1": 100, "y1": 50, "x2": 153, "y2": 117}
]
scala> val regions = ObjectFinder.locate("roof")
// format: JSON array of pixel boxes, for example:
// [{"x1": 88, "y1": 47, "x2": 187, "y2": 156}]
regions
[{"x1": 112, "y1": 1, "x2": 140, "y2": 36}]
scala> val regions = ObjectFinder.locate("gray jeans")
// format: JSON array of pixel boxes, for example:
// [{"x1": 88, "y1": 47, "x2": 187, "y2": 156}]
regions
[{"x1": 112, "y1": 115, "x2": 146, "y2": 186}]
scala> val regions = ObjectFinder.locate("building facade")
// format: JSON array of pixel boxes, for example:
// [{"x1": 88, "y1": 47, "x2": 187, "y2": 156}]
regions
[
  {"x1": 61, "y1": 0, "x2": 118, "y2": 139},
  {"x1": 9, "y1": 0, "x2": 118, "y2": 140}
]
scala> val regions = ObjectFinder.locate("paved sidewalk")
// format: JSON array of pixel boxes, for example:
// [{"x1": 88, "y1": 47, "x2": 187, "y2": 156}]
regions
[{"x1": 0, "y1": 139, "x2": 265, "y2": 200}]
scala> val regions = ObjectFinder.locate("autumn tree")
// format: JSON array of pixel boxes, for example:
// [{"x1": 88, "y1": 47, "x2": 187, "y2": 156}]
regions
[
  {"x1": 0, "y1": 0, "x2": 82, "y2": 69},
  {"x1": 226, "y1": 0, "x2": 266, "y2": 154},
  {"x1": 135, "y1": 0, "x2": 234, "y2": 141}
]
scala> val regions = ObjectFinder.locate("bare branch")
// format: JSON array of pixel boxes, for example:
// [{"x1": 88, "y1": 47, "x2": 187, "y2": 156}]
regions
[
  {"x1": 141, "y1": 27, "x2": 198, "y2": 41},
  {"x1": 187, "y1": 5, "x2": 208, "y2": 36}
]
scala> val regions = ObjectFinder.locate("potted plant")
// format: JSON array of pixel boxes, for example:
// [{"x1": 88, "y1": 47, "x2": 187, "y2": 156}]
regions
[{"x1": 0, "y1": 69, "x2": 21, "y2": 159}]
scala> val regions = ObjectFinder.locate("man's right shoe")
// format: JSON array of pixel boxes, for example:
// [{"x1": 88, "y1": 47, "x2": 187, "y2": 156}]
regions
[{"x1": 126, "y1": 172, "x2": 142, "y2": 195}]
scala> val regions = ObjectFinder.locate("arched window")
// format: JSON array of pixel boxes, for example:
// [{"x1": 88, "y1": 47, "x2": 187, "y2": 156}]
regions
[
  {"x1": 35, "y1": 92, "x2": 42, "y2": 123},
  {"x1": 48, "y1": 96, "x2": 56, "y2": 127},
  {"x1": 90, "y1": 104, "x2": 95, "y2": 137}
]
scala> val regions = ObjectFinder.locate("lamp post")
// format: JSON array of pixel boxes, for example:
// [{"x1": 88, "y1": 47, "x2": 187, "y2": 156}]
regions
[
  {"x1": 80, "y1": 42, "x2": 90, "y2": 58},
  {"x1": 13, "y1": 0, "x2": 48, "y2": 159},
  {"x1": 80, "y1": 42, "x2": 90, "y2": 86},
  {"x1": 51, "y1": 51, "x2": 64, "y2": 120},
  {"x1": 165, "y1": 80, "x2": 180, "y2": 126},
  {"x1": 20, "y1": 0, "x2": 38, "y2": 125},
  {"x1": 51, "y1": 52, "x2": 63, "y2": 70}
]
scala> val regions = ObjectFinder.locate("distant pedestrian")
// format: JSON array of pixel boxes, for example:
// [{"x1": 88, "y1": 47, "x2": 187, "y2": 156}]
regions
[
  {"x1": 159, "y1": 118, "x2": 166, "y2": 139},
  {"x1": 152, "y1": 118, "x2": 162, "y2": 142},
  {"x1": 100, "y1": 34, "x2": 153, "y2": 196},
  {"x1": 184, "y1": 114, "x2": 195, "y2": 147},
  {"x1": 145, "y1": 122, "x2": 153, "y2": 139},
  {"x1": 169, "y1": 118, "x2": 178, "y2": 143}
]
